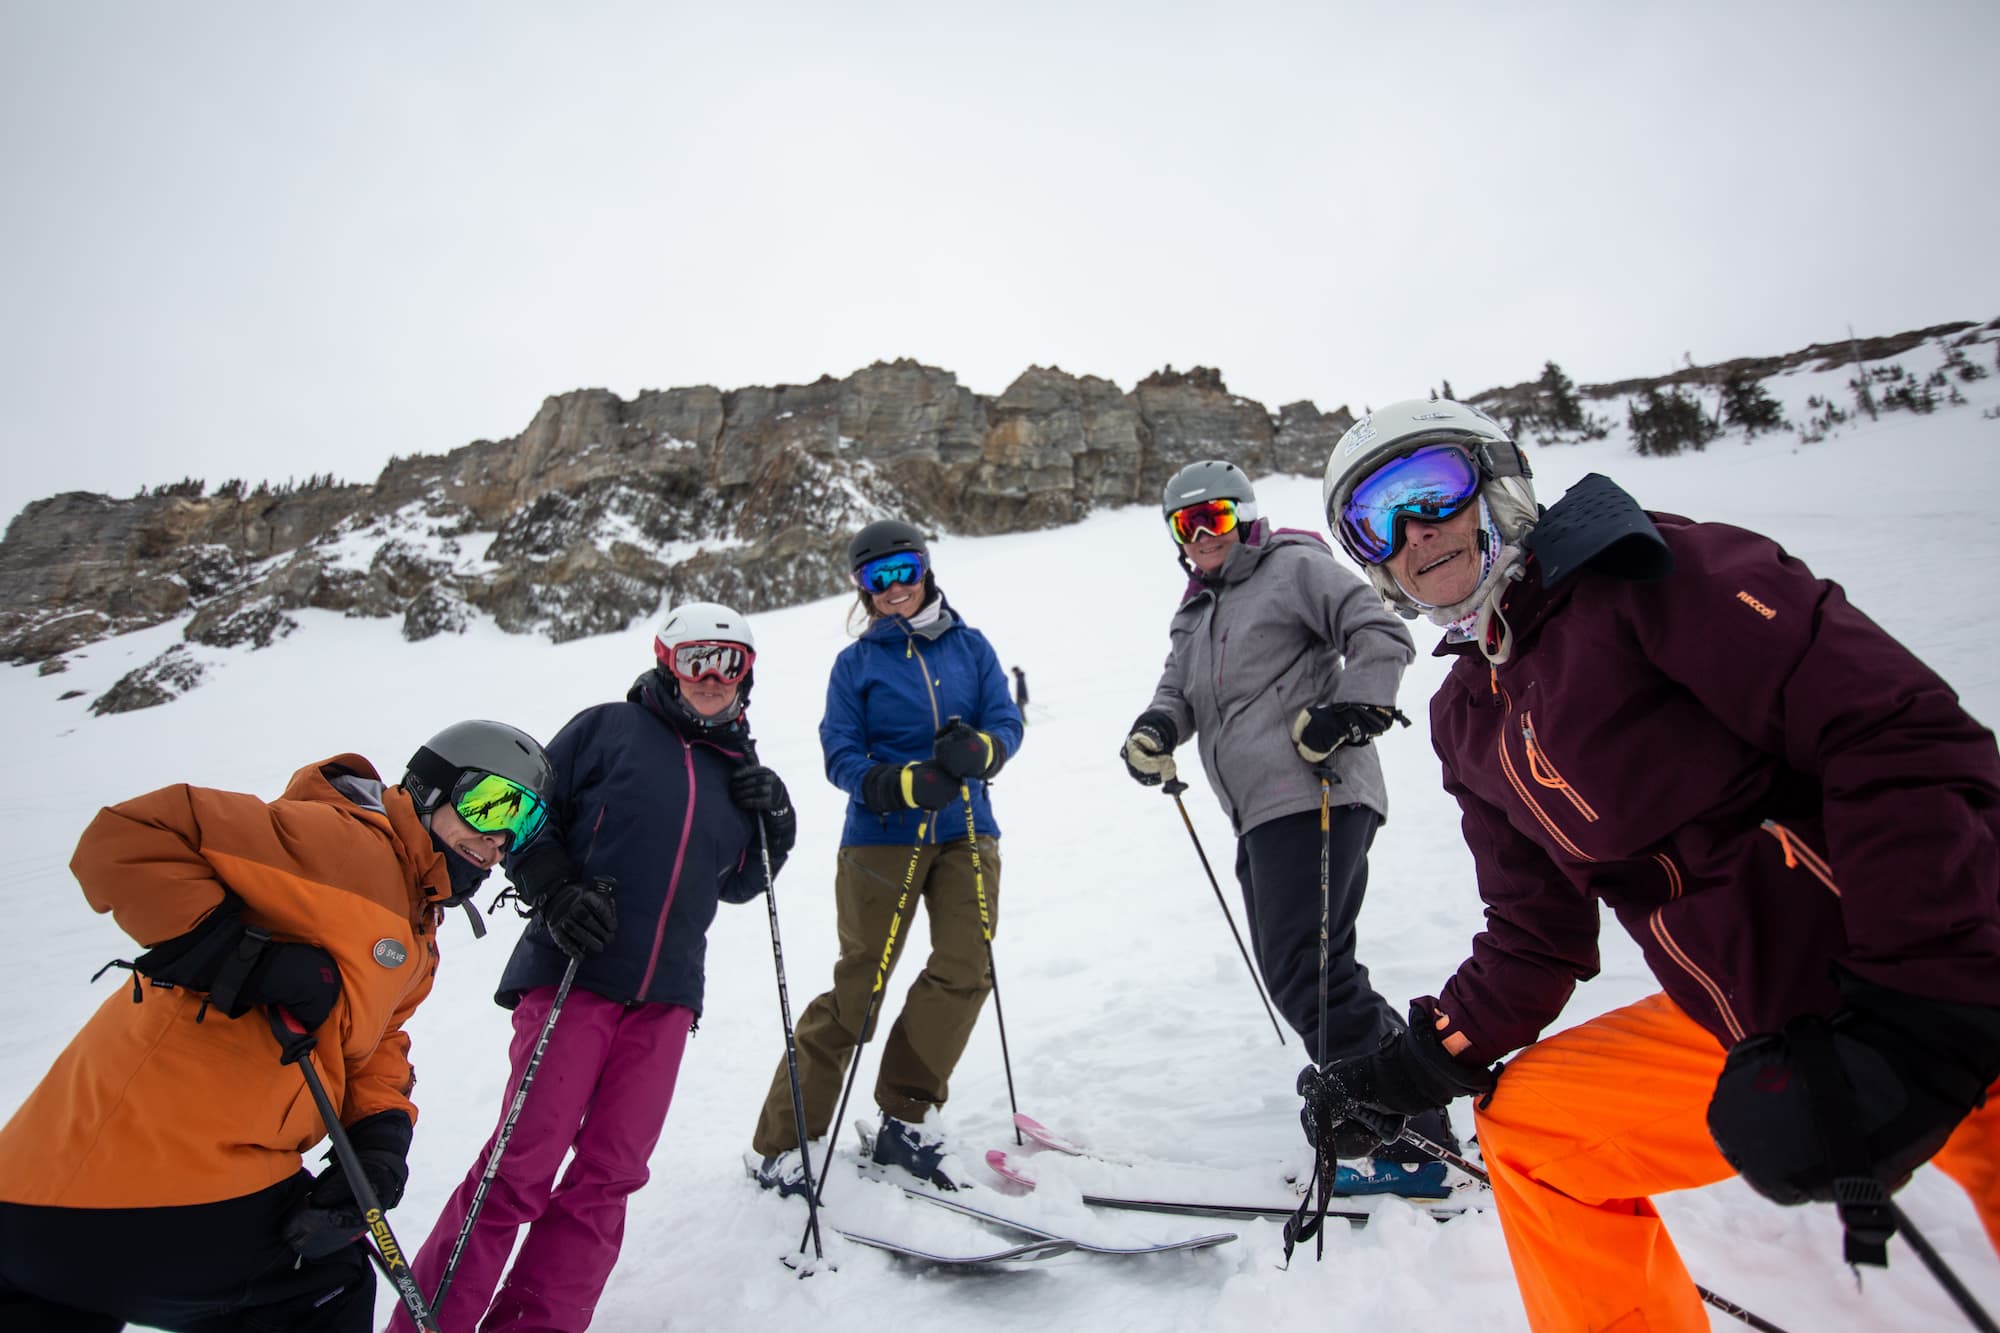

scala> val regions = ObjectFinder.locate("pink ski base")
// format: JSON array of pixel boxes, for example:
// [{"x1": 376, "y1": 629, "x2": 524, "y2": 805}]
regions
[
  {"x1": 985, "y1": 1148, "x2": 1037, "y2": 1189},
  {"x1": 1013, "y1": 1112, "x2": 1086, "y2": 1156}
]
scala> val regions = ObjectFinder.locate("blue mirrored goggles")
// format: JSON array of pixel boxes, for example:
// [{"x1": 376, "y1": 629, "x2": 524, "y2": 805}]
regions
[
  {"x1": 1335, "y1": 444, "x2": 1482, "y2": 565},
  {"x1": 853, "y1": 550, "x2": 928, "y2": 594}
]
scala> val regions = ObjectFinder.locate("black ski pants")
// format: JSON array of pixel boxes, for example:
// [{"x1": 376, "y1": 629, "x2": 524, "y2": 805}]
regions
[
  {"x1": 0, "y1": 1173, "x2": 373, "y2": 1333},
  {"x1": 1234, "y1": 804, "x2": 1400, "y2": 1069}
]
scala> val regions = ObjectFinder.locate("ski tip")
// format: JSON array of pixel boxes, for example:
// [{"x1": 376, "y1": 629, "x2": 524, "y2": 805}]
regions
[{"x1": 985, "y1": 1148, "x2": 1037, "y2": 1190}]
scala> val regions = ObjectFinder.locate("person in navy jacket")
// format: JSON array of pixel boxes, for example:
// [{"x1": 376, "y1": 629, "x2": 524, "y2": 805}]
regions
[
  {"x1": 398, "y1": 603, "x2": 794, "y2": 1333},
  {"x1": 748, "y1": 519, "x2": 1022, "y2": 1194}
]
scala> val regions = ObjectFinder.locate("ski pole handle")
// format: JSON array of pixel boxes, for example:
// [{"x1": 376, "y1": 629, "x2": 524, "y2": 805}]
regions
[
  {"x1": 1161, "y1": 777, "x2": 1188, "y2": 797},
  {"x1": 265, "y1": 1005, "x2": 318, "y2": 1066}
]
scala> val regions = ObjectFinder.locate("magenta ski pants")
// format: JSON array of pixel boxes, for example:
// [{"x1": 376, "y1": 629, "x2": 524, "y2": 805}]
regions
[{"x1": 394, "y1": 986, "x2": 695, "y2": 1333}]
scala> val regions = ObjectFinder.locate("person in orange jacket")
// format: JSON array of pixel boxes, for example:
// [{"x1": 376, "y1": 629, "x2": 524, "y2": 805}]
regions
[{"x1": 0, "y1": 719, "x2": 557, "y2": 1333}]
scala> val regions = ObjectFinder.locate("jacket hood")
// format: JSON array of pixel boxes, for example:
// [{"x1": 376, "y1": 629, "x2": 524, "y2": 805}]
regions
[{"x1": 284, "y1": 754, "x2": 455, "y2": 908}]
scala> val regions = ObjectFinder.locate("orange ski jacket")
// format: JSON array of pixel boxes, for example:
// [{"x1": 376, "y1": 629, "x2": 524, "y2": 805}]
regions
[{"x1": 0, "y1": 755, "x2": 453, "y2": 1208}]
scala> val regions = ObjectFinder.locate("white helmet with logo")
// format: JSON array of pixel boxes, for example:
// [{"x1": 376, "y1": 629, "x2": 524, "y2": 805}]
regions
[{"x1": 1323, "y1": 400, "x2": 1539, "y2": 643}]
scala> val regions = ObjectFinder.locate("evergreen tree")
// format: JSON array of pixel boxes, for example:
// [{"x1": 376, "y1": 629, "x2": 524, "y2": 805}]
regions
[
  {"x1": 1719, "y1": 374, "x2": 1786, "y2": 437},
  {"x1": 1628, "y1": 387, "x2": 1717, "y2": 457},
  {"x1": 1538, "y1": 361, "x2": 1584, "y2": 431}
]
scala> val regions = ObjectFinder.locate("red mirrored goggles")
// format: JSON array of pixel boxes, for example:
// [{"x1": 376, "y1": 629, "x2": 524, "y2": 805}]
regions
[
  {"x1": 1167, "y1": 498, "x2": 1241, "y2": 545},
  {"x1": 656, "y1": 639, "x2": 755, "y2": 685}
]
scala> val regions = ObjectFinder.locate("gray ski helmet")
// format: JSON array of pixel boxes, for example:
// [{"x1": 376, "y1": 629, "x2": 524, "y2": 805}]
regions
[
  {"x1": 848, "y1": 518, "x2": 927, "y2": 572},
  {"x1": 1161, "y1": 460, "x2": 1259, "y2": 535},
  {"x1": 403, "y1": 719, "x2": 556, "y2": 829}
]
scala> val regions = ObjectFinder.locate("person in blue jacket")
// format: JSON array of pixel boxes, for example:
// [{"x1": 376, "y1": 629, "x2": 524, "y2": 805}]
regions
[
  {"x1": 398, "y1": 602, "x2": 795, "y2": 1333},
  {"x1": 748, "y1": 519, "x2": 1022, "y2": 1194}
]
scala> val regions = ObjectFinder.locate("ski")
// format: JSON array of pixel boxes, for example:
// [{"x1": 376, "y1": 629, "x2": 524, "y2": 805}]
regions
[
  {"x1": 1077, "y1": 1192, "x2": 1465, "y2": 1225},
  {"x1": 831, "y1": 1228, "x2": 1075, "y2": 1266},
  {"x1": 899, "y1": 1184, "x2": 1237, "y2": 1256}
]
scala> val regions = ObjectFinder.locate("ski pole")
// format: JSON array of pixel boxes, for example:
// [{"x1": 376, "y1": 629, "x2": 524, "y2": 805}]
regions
[
  {"x1": 1888, "y1": 1202, "x2": 1998, "y2": 1333},
  {"x1": 803, "y1": 816, "x2": 928, "y2": 1246},
  {"x1": 1374, "y1": 1112, "x2": 1792, "y2": 1333},
  {"x1": 755, "y1": 811, "x2": 825, "y2": 1262},
  {"x1": 961, "y1": 782, "x2": 1023, "y2": 1146},
  {"x1": 267, "y1": 1007, "x2": 439, "y2": 1333},
  {"x1": 430, "y1": 954, "x2": 581, "y2": 1316},
  {"x1": 1316, "y1": 768, "x2": 1332, "y2": 1068},
  {"x1": 1161, "y1": 778, "x2": 1286, "y2": 1045}
]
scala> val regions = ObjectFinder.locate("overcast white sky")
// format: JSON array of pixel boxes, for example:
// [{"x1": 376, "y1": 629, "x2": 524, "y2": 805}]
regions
[{"x1": 3, "y1": 1, "x2": 1995, "y2": 525}]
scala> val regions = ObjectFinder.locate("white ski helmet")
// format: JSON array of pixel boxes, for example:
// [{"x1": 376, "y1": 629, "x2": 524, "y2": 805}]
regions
[
  {"x1": 1161, "y1": 459, "x2": 1259, "y2": 539},
  {"x1": 653, "y1": 600, "x2": 756, "y2": 724},
  {"x1": 1323, "y1": 399, "x2": 1538, "y2": 621}
]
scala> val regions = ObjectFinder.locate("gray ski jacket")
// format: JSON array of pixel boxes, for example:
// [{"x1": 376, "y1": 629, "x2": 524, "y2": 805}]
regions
[{"x1": 1146, "y1": 523, "x2": 1415, "y2": 834}]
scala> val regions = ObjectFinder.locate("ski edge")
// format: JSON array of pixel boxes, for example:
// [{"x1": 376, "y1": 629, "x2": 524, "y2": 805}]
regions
[
  {"x1": 832, "y1": 1228, "x2": 1076, "y2": 1265},
  {"x1": 1078, "y1": 1193, "x2": 1465, "y2": 1224},
  {"x1": 903, "y1": 1185, "x2": 1238, "y2": 1255}
]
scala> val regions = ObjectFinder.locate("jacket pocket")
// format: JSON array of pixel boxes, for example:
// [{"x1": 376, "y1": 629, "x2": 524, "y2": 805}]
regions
[{"x1": 1521, "y1": 712, "x2": 1599, "y2": 823}]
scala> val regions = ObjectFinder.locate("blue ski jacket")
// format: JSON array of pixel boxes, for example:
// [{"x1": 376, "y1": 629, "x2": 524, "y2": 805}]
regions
[
  {"x1": 498, "y1": 671, "x2": 766, "y2": 1015},
  {"x1": 822, "y1": 599, "x2": 1024, "y2": 848}
]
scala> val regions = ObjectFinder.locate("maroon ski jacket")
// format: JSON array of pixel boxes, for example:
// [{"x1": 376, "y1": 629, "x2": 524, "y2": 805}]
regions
[{"x1": 1428, "y1": 478, "x2": 2000, "y2": 1066}]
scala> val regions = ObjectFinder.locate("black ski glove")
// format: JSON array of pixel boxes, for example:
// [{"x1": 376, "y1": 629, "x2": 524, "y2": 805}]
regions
[
  {"x1": 730, "y1": 763, "x2": 797, "y2": 859},
  {"x1": 1303, "y1": 1002, "x2": 1499, "y2": 1153},
  {"x1": 1120, "y1": 710, "x2": 1179, "y2": 787},
  {"x1": 125, "y1": 892, "x2": 343, "y2": 1032},
  {"x1": 933, "y1": 720, "x2": 1008, "y2": 782},
  {"x1": 509, "y1": 842, "x2": 618, "y2": 959},
  {"x1": 1291, "y1": 702, "x2": 1411, "y2": 764},
  {"x1": 238, "y1": 942, "x2": 344, "y2": 1034},
  {"x1": 861, "y1": 761, "x2": 957, "y2": 813},
  {"x1": 284, "y1": 1110, "x2": 413, "y2": 1260},
  {"x1": 1708, "y1": 970, "x2": 2000, "y2": 1242}
]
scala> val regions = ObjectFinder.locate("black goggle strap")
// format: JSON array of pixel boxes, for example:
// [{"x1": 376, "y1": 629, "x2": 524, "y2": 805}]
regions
[
  {"x1": 1473, "y1": 438, "x2": 1533, "y2": 482},
  {"x1": 405, "y1": 746, "x2": 462, "y2": 810}
]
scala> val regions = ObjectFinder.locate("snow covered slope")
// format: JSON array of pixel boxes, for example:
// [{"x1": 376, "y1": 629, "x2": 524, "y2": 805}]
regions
[{"x1": 3, "y1": 344, "x2": 1997, "y2": 1329}]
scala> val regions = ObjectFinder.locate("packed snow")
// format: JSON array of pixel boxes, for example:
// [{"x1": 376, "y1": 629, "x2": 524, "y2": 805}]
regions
[{"x1": 4, "y1": 345, "x2": 1998, "y2": 1330}]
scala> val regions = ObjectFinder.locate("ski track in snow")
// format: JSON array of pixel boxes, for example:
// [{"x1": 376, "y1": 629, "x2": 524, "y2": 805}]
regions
[{"x1": 4, "y1": 347, "x2": 1998, "y2": 1329}]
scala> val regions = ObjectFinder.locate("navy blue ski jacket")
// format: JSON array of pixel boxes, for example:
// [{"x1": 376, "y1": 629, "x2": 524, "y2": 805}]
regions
[
  {"x1": 823, "y1": 598, "x2": 1023, "y2": 848},
  {"x1": 498, "y1": 671, "x2": 767, "y2": 1015}
]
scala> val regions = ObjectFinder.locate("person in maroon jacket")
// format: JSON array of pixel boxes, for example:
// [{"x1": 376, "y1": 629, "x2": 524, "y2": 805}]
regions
[{"x1": 1301, "y1": 398, "x2": 2000, "y2": 1332}]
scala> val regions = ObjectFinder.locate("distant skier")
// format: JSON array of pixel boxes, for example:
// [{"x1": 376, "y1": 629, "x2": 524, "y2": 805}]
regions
[
  {"x1": 397, "y1": 603, "x2": 793, "y2": 1333},
  {"x1": 0, "y1": 720, "x2": 557, "y2": 1333},
  {"x1": 1308, "y1": 398, "x2": 2000, "y2": 1329},
  {"x1": 1118, "y1": 459, "x2": 1448, "y2": 1194},
  {"x1": 748, "y1": 519, "x2": 1022, "y2": 1195},
  {"x1": 1011, "y1": 664, "x2": 1029, "y2": 723}
]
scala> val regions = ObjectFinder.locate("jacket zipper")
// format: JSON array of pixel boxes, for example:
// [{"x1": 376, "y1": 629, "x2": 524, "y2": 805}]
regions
[
  {"x1": 1521, "y1": 712, "x2": 1598, "y2": 822},
  {"x1": 1494, "y1": 684, "x2": 1594, "y2": 863},
  {"x1": 904, "y1": 633, "x2": 944, "y2": 847},
  {"x1": 636, "y1": 736, "x2": 697, "y2": 996},
  {"x1": 1760, "y1": 820, "x2": 1841, "y2": 896}
]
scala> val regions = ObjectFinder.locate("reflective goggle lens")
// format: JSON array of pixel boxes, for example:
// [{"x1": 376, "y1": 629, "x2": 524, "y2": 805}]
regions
[
  {"x1": 671, "y1": 640, "x2": 753, "y2": 684},
  {"x1": 1167, "y1": 498, "x2": 1239, "y2": 545},
  {"x1": 452, "y1": 772, "x2": 548, "y2": 849},
  {"x1": 854, "y1": 551, "x2": 927, "y2": 594},
  {"x1": 1337, "y1": 444, "x2": 1482, "y2": 565}
]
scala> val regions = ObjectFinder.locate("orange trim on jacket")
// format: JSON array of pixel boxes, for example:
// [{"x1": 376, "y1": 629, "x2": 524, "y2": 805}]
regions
[{"x1": 0, "y1": 755, "x2": 453, "y2": 1208}]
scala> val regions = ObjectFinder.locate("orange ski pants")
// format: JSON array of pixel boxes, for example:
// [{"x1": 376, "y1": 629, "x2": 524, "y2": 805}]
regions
[{"x1": 1471, "y1": 992, "x2": 2000, "y2": 1332}]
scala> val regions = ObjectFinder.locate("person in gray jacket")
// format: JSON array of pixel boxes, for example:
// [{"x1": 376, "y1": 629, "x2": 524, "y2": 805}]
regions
[{"x1": 1121, "y1": 460, "x2": 1453, "y2": 1191}]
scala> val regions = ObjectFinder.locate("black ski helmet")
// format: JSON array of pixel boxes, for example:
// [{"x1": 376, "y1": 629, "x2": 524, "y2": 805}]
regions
[
  {"x1": 848, "y1": 519, "x2": 928, "y2": 572},
  {"x1": 403, "y1": 719, "x2": 556, "y2": 829}
]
